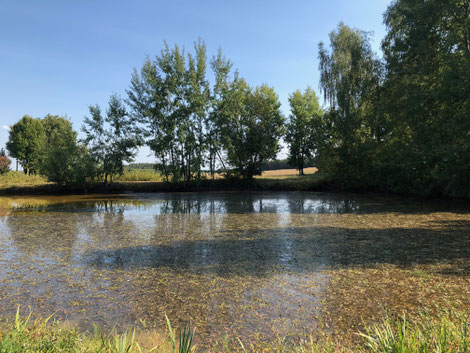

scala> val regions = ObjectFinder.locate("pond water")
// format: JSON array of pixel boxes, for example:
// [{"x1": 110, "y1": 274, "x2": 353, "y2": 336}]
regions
[{"x1": 0, "y1": 192, "x2": 469, "y2": 347}]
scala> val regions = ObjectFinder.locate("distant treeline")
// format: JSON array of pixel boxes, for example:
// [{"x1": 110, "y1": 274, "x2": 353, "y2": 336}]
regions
[
  {"x1": 126, "y1": 163, "x2": 155, "y2": 170},
  {"x1": 126, "y1": 160, "x2": 314, "y2": 172},
  {"x1": 261, "y1": 159, "x2": 315, "y2": 171},
  {"x1": 4, "y1": 0, "x2": 470, "y2": 196}
]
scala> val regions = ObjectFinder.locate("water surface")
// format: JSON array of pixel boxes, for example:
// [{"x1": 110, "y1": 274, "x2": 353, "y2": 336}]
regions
[{"x1": 0, "y1": 192, "x2": 469, "y2": 347}]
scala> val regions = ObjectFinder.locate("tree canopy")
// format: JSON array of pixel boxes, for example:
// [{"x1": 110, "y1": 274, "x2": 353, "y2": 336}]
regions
[{"x1": 6, "y1": 116, "x2": 45, "y2": 175}]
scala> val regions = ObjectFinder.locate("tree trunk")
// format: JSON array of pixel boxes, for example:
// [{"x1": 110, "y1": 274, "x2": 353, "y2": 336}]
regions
[{"x1": 216, "y1": 150, "x2": 228, "y2": 175}]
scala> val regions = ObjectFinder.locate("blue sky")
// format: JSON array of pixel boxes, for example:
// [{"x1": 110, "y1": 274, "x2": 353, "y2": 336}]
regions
[{"x1": 1, "y1": 0, "x2": 390, "y2": 163}]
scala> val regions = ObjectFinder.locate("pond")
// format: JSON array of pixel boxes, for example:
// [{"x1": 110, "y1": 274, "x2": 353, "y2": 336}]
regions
[{"x1": 0, "y1": 192, "x2": 469, "y2": 347}]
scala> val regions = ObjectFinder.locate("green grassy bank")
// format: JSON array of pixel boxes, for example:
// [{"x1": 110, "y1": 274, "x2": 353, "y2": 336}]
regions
[{"x1": 1, "y1": 309, "x2": 468, "y2": 353}]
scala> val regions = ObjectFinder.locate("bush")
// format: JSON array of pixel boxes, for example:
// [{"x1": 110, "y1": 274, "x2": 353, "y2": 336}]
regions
[{"x1": 0, "y1": 156, "x2": 11, "y2": 174}]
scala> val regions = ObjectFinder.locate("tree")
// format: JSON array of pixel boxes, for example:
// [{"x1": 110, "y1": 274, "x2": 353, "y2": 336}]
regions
[
  {"x1": 127, "y1": 41, "x2": 211, "y2": 181},
  {"x1": 285, "y1": 88, "x2": 323, "y2": 175},
  {"x1": 221, "y1": 83, "x2": 285, "y2": 179},
  {"x1": 42, "y1": 115, "x2": 74, "y2": 141},
  {"x1": 82, "y1": 94, "x2": 141, "y2": 184},
  {"x1": 40, "y1": 122, "x2": 95, "y2": 186},
  {"x1": 382, "y1": 0, "x2": 470, "y2": 196},
  {"x1": 318, "y1": 23, "x2": 384, "y2": 184},
  {"x1": 207, "y1": 48, "x2": 233, "y2": 179},
  {"x1": 6, "y1": 115, "x2": 45, "y2": 175},
  {"x1": 187, "y1": 39, "x2": 211, "y2": 180},
  {"x1": 0, "y1": 151, "x2": 11, "y2": 174}
]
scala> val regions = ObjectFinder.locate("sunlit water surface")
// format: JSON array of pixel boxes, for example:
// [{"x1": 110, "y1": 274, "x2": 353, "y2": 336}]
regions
[{"x1": 0, "y1": 192, "x2": 469, "y2": 347}]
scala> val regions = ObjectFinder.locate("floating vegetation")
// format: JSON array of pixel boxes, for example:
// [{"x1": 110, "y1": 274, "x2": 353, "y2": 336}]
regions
[{"x1": 0, "y1": 192, "x2": 469, "y2": 349}]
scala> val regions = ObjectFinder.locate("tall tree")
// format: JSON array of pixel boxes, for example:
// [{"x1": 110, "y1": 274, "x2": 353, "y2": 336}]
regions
[
  {"x1": 128, "y1": 41, "x2": 211, "y2": 181},
  {"x1": 6, "y1": 115, "x2": 45, "y2": 175},
  {"x1": 186, "y1": 39, "x2": 211, "y2": 179},
  {"x1": 82, "y1": 94, "x2": 141, "y2": 184},
  {"x1": 285, "y1": 88, "x2": 323, "y2": 175},
  {"x1": 208, "y1": 48, "x2": 233, "y2": 178},
  {"x1": 382, "y1": 0, "x2": 470, "y2": 195},
  {"x1": 318, "y1": 23, "x2": 383, "y2": 183}
]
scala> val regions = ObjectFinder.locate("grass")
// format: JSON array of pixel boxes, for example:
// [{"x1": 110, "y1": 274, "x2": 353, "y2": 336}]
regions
[
  {"x1": 0, "y1": 171, "x2": 49, "y2": 187},
  {"x1": 0, "y1": 309, "x2": 468, "y2": 352},
  {"x1": 114, "y1": 169, "x2": 163, "y2": 182},
  {"x1": 0, "y1": 169, "x2": 328, "y2": 195}
]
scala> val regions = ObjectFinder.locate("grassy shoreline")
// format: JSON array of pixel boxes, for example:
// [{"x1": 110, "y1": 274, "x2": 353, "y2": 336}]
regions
[
  {"x1": 1, "y1": 169, "x2": 469, "y2": 201},
  {"x1": 1, "y1": 309, "x2": 468, "y2": 352},
  {"x1": 0, "y1": 174, "x2": 329, "y2": 196}
]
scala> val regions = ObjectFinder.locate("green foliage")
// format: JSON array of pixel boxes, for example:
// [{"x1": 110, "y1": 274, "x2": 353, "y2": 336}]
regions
[
  {"x1": 0, "y1": 156, "x2": 11, "y2": 174},
  {"x1": 39, "y1": 116, "x2": 95, "y2": 186},
  {"x1": 82, "y1": 94, "x2": 141, "y2": 184},
  {"x1": 128, "y1": 40, "x2": 210, "y2": 182},
  {"x1": 128, "y1": 41, "x2": 285, "y2": 181},
  {"x1": 6, "y1": 116, "x2": 45, "y2": 175},
  {"x1": 0, "y1": 149, "x2": 9, "y2": 175},
  {"x1": 208, "y1": 48, "x2": 234, "y2": 179},
  {"x1": 126, "y1": 163, "x2": 156, "y2": 170},
  {"x1": 359, "y1": 313, "x2": 469, "y2": 353},
  {"x1": 317, "y1": 23, "x2": 385, "y2": 186},
  {"x1": 381, "y1": 0, "x2": 470, "y2": 196},
  {"x1": 114, "y1": 168, "x2": 162, "y2": 182},
  {"x1": 165, "y1": 315, "x2": 195, "y2": 353},
  {"x1": 0, "y1": 309, "x2": 468, "y2": 352},
  {"x1": 220, "y1": 83, "x2": 285, "y2": 179},
  {"x1": 285, "y1": 88, "x2": 323, "y2": 175}
]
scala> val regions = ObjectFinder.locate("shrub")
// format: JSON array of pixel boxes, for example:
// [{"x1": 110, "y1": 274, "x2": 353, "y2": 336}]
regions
[{"x1": 0, "y1": 155, "x2": 11, "y2": 174}]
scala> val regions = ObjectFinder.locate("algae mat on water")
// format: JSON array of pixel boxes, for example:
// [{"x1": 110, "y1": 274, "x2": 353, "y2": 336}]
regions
[{"x1": 0, "y1": 192, "x2": 469, "y2": 348}]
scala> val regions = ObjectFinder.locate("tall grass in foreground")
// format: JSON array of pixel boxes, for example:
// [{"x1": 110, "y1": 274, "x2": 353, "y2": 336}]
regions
[
  {"x1": 358, "y1": 313, "x2": 469, "y2": 353},
  {"x1": 0, "y1": 171, "x2": 48, "y2": 186},
  {"x1": 0, "y1": 309, "x2": 468, "y2": 352}
]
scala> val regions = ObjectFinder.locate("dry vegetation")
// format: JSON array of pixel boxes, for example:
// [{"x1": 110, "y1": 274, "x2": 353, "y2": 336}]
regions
[
  {"x1": 257, "y1": 167, "x2": 318, "y2": 179},
  {"x1": 0, "y1": 172, "x2": 50, "y2": 188}
]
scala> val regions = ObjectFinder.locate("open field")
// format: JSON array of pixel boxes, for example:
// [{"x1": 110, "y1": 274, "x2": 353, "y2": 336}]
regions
[
  {"x1": 115, "y1": 168, "x2": 163, "y2": 182},
  {"x1": 256, "y1": 167, "x2": 318, "y2": 179},
  {"x1": 0, "y1": 172, "x2": 50, "y2": 188}
]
